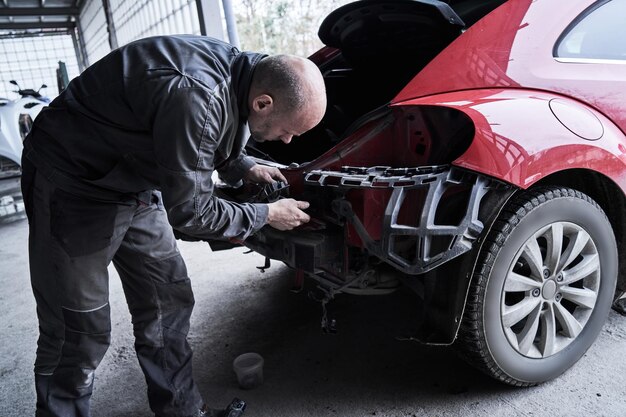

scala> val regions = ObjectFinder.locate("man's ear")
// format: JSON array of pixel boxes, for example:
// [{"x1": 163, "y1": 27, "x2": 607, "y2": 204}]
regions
[{"x1": 252, "y1": 94, "x2": 274, "y2": 114}]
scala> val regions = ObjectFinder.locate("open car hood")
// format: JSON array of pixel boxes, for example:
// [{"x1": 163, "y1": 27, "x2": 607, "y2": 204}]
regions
[{"x1": 318, "y1": 0, "x2": 465, "y2": 60}]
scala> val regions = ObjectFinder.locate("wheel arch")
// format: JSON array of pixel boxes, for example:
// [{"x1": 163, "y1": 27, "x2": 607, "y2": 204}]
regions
[
  {"x1": 396, "y1": 88, "x2": 626, "y2": 191},
  {"x1": 421, "y1": 167, "x2": 625, "y2": 345},
  {"x1": 398, "y1": 89, "x2": 626, "y2": 295}
]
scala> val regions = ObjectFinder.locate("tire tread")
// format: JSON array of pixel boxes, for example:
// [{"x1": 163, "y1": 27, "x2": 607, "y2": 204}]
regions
[{"x1": 456, "y1": 186, "x2": 606, "y2": 387}]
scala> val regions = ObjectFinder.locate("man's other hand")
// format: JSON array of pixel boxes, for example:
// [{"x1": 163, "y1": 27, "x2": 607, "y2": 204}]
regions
[
  {"x1": 245, "y1": 164, "x2": 287, "y2": 184},
  {"x1": 267, "y1": 199, "x2": 310, "y2": 230}
]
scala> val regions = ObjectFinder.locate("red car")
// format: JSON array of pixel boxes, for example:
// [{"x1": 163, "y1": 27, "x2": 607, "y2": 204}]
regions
[{"x1": 224, "y1": 0, "x2": 626, "y2": 386}]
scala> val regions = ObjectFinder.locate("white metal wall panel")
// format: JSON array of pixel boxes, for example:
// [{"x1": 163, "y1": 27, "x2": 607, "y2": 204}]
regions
[
  {"x1": 78, "y1": 0, "x2": 221, "y2": 67},
  {"x1": 111, "y1": 0, "x2": 203, "y2": 46},
  {"x1": 79, "y1": 0, "x2": 110, "y2": 64}
]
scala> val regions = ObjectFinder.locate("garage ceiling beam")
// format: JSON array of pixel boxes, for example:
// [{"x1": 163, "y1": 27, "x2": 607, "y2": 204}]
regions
[
  {"x1": 0, "y1": 7, "x2": 79, "y2": 17},
  {"x1": 0, "y1": 21, "x2": 75, "y2": 29}
]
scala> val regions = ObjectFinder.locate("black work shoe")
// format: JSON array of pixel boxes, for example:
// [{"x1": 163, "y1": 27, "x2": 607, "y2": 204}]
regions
[
  {"x1": 613, "y1": 297, "x2": 626, "y2": 316},
  {"x1": 198, "y1": 398, "x2": 246, "y2": 417},
  {"x1": 197, "y1": 404, "x2": 222, "y2": 417}
]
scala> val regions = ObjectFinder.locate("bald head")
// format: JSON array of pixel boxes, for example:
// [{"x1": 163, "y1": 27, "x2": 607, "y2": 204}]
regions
[
  {"x1": 252, "y1": 55, "x2": 326, "y2": 115},
  {"x1": 247, "y1": 55, "x2": 327, "y2": 144}
]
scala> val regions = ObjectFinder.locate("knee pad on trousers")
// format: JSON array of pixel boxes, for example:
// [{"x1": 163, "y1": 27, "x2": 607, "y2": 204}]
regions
[
  {"x1": 61, "y1": 303, "x2": 112, "y2": 383},
  {"x1": 62, "y1": 303, "x2": 111, "y2": 335},
  {"x1": 144, "y1": 253, "x2": 195, "y2": 312}
]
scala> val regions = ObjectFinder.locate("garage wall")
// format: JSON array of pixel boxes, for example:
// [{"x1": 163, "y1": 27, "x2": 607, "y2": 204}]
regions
[
  {"x1": 0, "y1": 33, "x2": 81, "y2": 99},
  {"x1": 79, "y1": 0, "x2": 110, "y2": 64},
  {"x1": 0, "y1": 0, "x2": 225, "y2": 98},
  {"x1": 111, "y1": 0, "x2": 202, "y2": 46},
  {"x1": 79, "y1": 0, "x2": 219, "y2": 66}
]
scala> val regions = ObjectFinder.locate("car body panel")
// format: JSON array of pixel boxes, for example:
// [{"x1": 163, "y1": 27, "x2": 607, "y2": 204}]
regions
[
  {"x1": 238, "y1": 0, "x2": 626, "y2": 348},
  {"x1": 396, "y1": 89, "x2": 626, "y2": 191},
  {"x1": 393, "y1": 0, "x2": 626, "y2": 136}
]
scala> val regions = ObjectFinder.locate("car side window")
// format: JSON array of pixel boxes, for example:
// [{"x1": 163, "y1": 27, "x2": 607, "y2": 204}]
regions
[{"x1": 555, "y1": 0, "x2": 626, "y2": 61}]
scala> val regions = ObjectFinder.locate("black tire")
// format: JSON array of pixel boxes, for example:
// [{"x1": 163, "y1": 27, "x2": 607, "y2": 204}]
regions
[{"x1": 457, "y1": 187, "x2": 617, "y2": 386}]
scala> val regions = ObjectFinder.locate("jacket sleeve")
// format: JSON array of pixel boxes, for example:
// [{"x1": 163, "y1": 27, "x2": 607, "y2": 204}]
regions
[
  {"x1": 152, "y1": 84, "x2": 268, "y2": 241},
  {"x1": 217, "y1": 151, "x2": 256, "y2": 187}
]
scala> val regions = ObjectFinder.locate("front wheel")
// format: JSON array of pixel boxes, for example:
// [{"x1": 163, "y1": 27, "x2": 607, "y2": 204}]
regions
[{"x1": 457, "y1": 187, "x2": 617, "y2": 386}]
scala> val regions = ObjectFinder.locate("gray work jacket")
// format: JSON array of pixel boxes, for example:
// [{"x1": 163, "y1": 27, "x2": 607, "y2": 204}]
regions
[{"x1": 23, "y1": 35, "x2": 268, "y2": 241}]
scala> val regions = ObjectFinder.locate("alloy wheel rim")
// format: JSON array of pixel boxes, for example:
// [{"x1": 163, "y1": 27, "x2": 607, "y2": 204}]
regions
[{"x1": 500, "y1": 222, "x2": 600, "y2": 358}]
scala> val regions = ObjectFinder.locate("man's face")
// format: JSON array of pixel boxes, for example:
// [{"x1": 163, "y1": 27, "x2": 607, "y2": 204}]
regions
[
  {"x1": 248, "y1": 94, "x2": 326, "y2": 143},
  {"x1": 248, "y1": 94, "x2": 325, "y2": 144}
]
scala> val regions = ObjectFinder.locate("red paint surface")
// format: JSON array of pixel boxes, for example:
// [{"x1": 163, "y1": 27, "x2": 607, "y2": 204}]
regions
[
  {"x1": 284, "y1": 0, "x2": 626, "y2": 244},
  {"x1": 388, "y1": 0, "x2": 626, "y2": 190},
  {"x1": 393, "y1": 0, "x2": 626, "y2": 135},
  {"x1": 397, "y1": 89, "x2": 626, "y2": 191}
]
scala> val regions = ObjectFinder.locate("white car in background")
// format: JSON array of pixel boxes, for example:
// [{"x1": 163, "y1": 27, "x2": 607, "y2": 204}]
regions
[
  {"x1": 0, "y1": 80, "x2": 48, "y2": 221},
  {"x1": 0, "y1": 80, "x2": 48, "y2": 179}
]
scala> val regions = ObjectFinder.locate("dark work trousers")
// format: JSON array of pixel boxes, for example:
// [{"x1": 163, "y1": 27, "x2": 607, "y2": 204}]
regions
[{"x1": 21, "y1": 161, "x2": 203, "y2": 417}]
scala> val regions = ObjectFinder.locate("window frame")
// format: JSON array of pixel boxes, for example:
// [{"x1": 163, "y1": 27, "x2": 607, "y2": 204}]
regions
[{"x1": 552, "y1": 0, "x2": 626, "y2": 64}]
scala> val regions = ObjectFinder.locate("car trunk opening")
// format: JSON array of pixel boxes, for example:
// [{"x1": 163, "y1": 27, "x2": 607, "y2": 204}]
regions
[
  {"x1": 237, "y1": 0, "x2": 512, "y2": 290},
  {"x1": 247, "y1": 0, "x2": 506, "y2": 166},
  {"x1": 233, "y1": 0, "x2": 514, "y2": 345}
]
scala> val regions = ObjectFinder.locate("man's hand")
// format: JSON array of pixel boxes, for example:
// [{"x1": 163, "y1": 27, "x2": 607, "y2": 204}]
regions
[
  {"x1": 267, "y1": 199, "x2": 310, "y2": 230},
  {"x1": 245, "y1": 164, "x2": 287, "y2": 184}
]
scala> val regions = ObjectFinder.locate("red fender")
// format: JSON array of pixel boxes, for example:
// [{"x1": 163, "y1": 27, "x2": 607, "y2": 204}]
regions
[{"x1": 395, "y1": 89, "x2": 626, "y2": 192}]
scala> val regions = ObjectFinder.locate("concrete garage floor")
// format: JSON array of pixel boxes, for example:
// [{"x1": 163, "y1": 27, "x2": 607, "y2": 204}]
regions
[{"x1": 1, "y1": 217, "x2": 625, "y2": 417}]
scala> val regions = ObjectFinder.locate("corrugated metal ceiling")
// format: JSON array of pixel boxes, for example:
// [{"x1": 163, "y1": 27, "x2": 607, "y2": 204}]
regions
[{"x1": 0, "y1": 0, "x2": 84, "y2": 31}]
